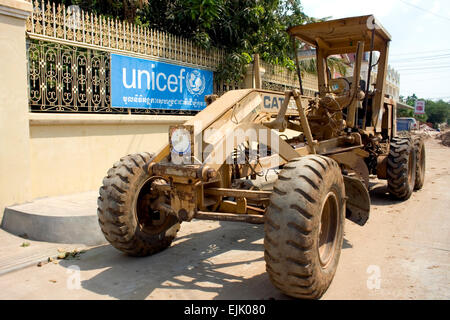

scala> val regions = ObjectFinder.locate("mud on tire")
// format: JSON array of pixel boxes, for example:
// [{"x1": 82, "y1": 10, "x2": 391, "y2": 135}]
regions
[
  {"x1": 97, "y1": 152, "x2": 180, "y2": 256},
  {"x1": 264, "y1": 155, "x2": 345, "y2": 299},
  {"x1": 387, "y1": 137, "x2": 416, "y2": 200}
]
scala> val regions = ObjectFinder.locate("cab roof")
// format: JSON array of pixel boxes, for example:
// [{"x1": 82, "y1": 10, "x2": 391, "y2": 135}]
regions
[{"x1": 288, "y1": 15, "x2": 391, "y2": 55}]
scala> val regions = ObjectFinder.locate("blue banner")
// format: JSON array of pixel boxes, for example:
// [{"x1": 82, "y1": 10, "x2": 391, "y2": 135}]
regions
[{"x1": 111, "y1": 53, "x2": 213, "y2": 110}]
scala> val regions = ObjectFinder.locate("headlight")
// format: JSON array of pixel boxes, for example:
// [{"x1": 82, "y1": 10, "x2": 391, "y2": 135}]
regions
[
  {"x1": 171, "y1": 128, "x2": 191, "y2": 154},
  {"x1": 169, "y1": 125, "x2": 193, "y2": 157}
]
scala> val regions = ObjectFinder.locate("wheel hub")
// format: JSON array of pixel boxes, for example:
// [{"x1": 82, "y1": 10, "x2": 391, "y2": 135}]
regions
[
  {"x1": 318, "y1": 192, "x2": 339, "y2": 268},
  {"x1": 135, "y1": 177, "x2": 171, "y2": 234}
]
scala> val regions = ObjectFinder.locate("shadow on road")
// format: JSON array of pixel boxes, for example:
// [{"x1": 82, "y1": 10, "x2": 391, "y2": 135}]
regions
[
  {"x1": 59, "y1": 221, "x2": 287, "y2": 300},
  {"x1": 59, "y1": 217, "x2": 356, "y2": 299},
  {"x1": 343, "y1": 237, "x2": 353, "y2": 249},
  {"x1": 369, "y1": 183, "x2": 404, "y2": 206}
]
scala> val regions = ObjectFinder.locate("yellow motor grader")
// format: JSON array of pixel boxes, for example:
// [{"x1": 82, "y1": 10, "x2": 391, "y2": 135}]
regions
[{"x1": 97, "y1": 15, "x2": 426, "y2": 299}]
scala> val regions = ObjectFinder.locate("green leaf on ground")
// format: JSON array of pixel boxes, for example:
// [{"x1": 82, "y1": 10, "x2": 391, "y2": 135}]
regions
[{"x1": 57, "y1": 249, "x2": 86, "y2": 260}]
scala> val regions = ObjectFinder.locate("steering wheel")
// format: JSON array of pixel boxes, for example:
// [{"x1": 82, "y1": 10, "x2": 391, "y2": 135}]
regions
[{"x1": 329, "y1": 78, "x2": 350, "y2": 95}]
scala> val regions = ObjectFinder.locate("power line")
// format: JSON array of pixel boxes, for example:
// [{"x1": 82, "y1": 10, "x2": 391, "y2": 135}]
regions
[
  {"x1": 396, "y1": 63, "x2": 450, "y2": 69},
  {"x1": 400, "y1": 75, "x2": 450, "y2": 80},
  {"x1": 402, "y1": 71, "x2": 450, "y2": 75},
  {"x1": 400, "y1": 70, "x2": 450, "y2": 75},
  {"x1": 400, "y1": 73, "x2": 450, "y2": 78},
  {"x1": 398, "y1": 0, "x2": 450, "y2": 22},
  {"x1": 391, "y1": 49, "x2": 450, "y2": 57},
  {"x1": 396, "y1": 65, "x2": 450, "y2": 70},
  {"x1": 392, "y1": 61, "x2": 450, "y2": 67},
  {"x1": 392, "y1": 53, "x2": 450, "y2": 59},
  {"x1": 390, "y1": 54, "x2": 450, "y2": 63}
]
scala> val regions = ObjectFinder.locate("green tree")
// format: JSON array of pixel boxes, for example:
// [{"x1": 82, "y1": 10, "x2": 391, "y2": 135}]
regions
[
  {"x1": 138, "y1": 0, "x2": 316, "y2": 83},
  {"x1": 404, "y1": 94, "x2": 418, "y2": 107},
  {"x1": 425, "y1": 100, "x2": 449, "y2": 127},
  {"x1": 52, "y1": 0, "x2": 148, "y2": 22},
  {"x1": 400, "y1": 94, "x2": 450, "y2": 126},
  {"x1": 397, "y1": 108, "x2": 414, "y2": 118}
]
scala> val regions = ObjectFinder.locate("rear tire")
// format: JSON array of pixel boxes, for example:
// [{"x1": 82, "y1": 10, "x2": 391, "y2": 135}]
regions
[
  {"x1": 387, "y1": 137, "x2": 416, "y2": 200},
  {"x1": 413, "y1": 136, "x2": 425, "y2": 190},
  {"x1": 264, "y1": 155, "x2": 345, "y2": 299},
  {"x1": 97, "y1": 152, "x2": 180, "y2": 257}
]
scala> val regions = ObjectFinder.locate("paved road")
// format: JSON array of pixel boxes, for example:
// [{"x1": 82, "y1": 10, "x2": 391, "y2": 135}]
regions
[{"x1": 0, "y1": 138, "x2": 448, "y2": 300}]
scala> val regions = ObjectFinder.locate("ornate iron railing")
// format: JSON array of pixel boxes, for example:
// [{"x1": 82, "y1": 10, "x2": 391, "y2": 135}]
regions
[
  {"x1": 261, "y1": 62, "x2": 318, "y2": 97},
  {"x1": 28, "y1": 39, "x2": 112, "y2": 113}
]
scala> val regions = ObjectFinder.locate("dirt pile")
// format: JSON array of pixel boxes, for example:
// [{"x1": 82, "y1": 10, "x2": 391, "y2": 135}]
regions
[{"x1": 439, "y1": 131, "x2": 450, "y2": 147}]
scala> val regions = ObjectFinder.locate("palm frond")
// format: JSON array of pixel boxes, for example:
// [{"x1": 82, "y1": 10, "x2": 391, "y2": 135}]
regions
[{"x1": 297, "y1": 57, "x2": 349, "y2": 77}]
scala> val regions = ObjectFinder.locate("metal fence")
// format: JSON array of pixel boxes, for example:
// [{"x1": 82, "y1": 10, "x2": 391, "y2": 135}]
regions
[
  {"x1": 28, "y1": 39, "x2": 113, "y2": 113},
  {"x1": 262, "y1": 62, "x2": 318, "y2": 97},
  {"x1": 26, "y1": 1, "x2": 318, "y2": 115},
  {"x1": 26, "y1": 0, "x2": 224, "y2": 69}
]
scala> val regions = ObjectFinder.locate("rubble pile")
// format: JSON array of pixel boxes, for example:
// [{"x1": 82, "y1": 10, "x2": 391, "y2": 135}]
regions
[
  {"x1": 414, "y1": 124, "x2": 440, "y2": 139},
  {"x1": 439, "y1": 131, "x2": 450, "y2": 147}
]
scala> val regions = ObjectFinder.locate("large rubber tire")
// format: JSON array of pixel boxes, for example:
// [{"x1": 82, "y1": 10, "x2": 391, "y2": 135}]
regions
[
  {"x1": 413, "y1": 136, "x2": 426, "y2": 190},
  {"x1": 264, "y1": 155, "x2": 346, "y2": 299},
  {"x1": 387, "y1": 137, "x2": 417, "y2": 200},
  {"x1": 97, "y1": 152, "x2": 180, "y2": 257}
]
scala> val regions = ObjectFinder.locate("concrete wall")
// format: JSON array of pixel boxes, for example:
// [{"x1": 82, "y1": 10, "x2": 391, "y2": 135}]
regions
[
  {"x1": 0, "y1": 0, "x2": 33, "y2": 219},
  {"x1": 0, "y1": 1, "x2": 196, "y2": 222},
  {"x1": 29, "y1": 114, "x2": 191, "y2": 199}
]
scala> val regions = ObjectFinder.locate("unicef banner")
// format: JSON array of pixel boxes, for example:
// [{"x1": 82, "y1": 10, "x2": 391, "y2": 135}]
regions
[{"x1": 110, "y1": 53, "x2": 213, "y2": 110}]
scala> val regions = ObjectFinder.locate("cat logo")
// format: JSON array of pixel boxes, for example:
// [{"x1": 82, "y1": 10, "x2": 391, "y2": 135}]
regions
[{"x1": 263, "y1": 95, "x2": 285, "y2": 110}]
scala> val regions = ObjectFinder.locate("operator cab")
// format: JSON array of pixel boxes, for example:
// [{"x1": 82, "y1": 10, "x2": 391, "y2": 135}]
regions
[{"x1": 288, "y1": 15, "x2": 392, "y2": 134}]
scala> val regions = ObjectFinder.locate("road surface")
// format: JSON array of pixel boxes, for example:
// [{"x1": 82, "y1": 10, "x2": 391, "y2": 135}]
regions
[{"x1": 0, "y1": 138, "x2": 448, "y2": 300}]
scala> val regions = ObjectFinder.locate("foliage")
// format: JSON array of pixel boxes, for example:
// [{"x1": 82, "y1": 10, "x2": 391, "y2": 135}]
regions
[
  {"x1": 400, "y1": 94, "x2": 426, "y2": 121},
  {"x1": 397, "y1": 107, "x2": 414, "y2": 118},
  {"x1": 52, "y1": 0, "x2": 148, "y2": 22},
  {"x1": 401, "y1": 94, "x2": 418, "y2": 107},
  {"x1": 400, "y1": 94, "x2": 450, "y2": 126},
  {"x1": 425, "y1": 100, "x2": 449, "y2": 126},
  {"x1": 298, "y1": 57, "x2": 348, "y2": 77},
  {"x1": 137, "y1": 0, "x2": 316, "y2": 83}
]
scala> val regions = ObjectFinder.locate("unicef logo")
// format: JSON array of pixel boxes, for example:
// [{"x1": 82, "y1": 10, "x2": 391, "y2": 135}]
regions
[{"x1": 186, "y1": 70, "x2": 206, "y2": 96}]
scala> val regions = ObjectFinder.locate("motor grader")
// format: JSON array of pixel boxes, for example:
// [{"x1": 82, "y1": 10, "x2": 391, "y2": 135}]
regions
[{"x1": 97, "y1": 15, "x2": 426, "y2": 299}]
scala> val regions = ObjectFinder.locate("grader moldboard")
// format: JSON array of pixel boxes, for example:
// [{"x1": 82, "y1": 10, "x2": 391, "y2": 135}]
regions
[{"x1": 97, "y1": 15, "x2": 426, "y2": 299}]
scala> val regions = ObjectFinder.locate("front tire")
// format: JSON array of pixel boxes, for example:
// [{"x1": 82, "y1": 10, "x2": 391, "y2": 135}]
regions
[
  {"x1": 264, "y1": 155, "x2": 345, "y2": 299},
  {"x1": 97, "y1": 153, "x2": 180, "y2": 257}
]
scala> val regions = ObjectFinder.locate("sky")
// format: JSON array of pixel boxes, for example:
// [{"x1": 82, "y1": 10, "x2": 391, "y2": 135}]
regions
[{"x1": 300, "y1": 0, "x2": 450, "y2": 101}]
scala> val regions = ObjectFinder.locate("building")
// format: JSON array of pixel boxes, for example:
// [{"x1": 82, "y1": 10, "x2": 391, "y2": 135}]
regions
[{"x1": 359, "y1": 52, "x2": 401, "y2": 101}]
